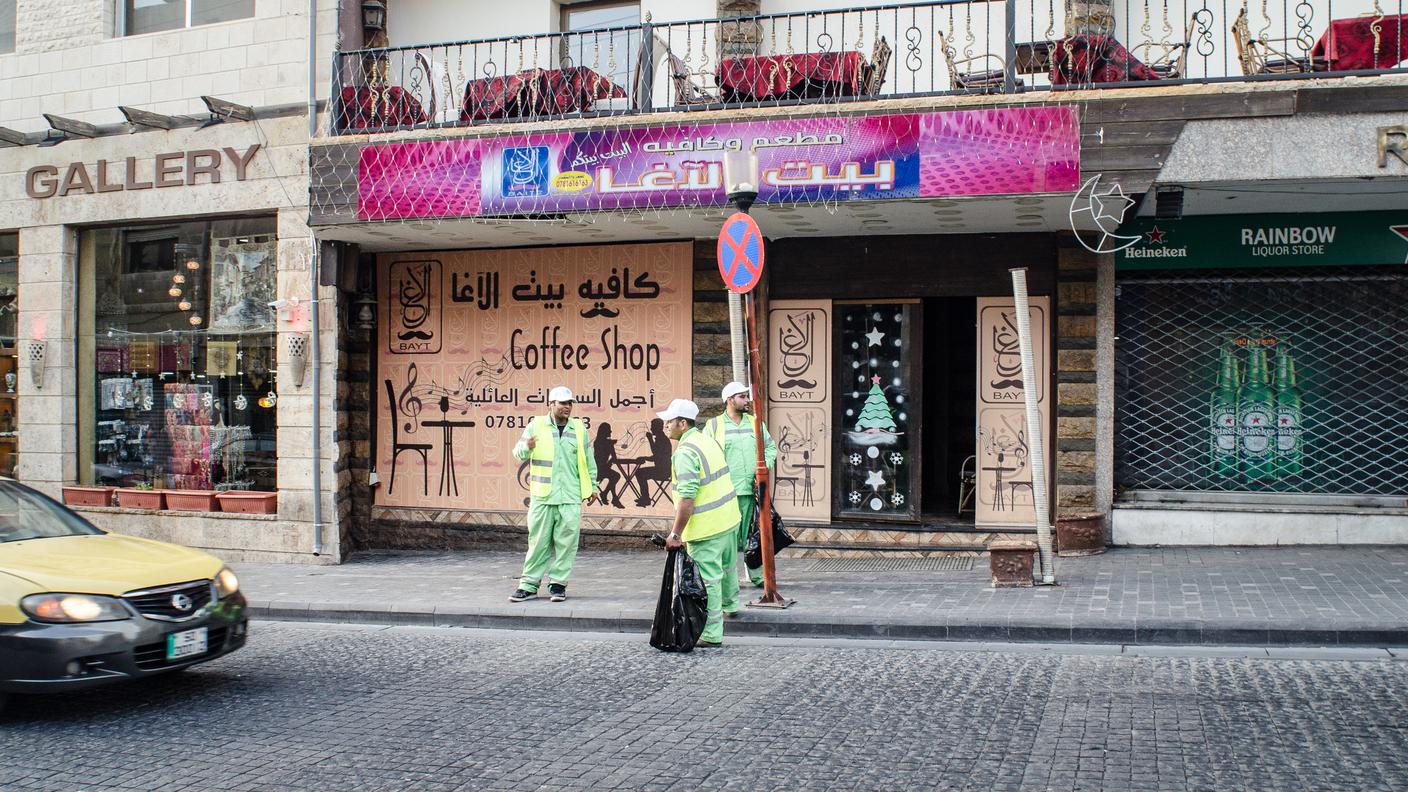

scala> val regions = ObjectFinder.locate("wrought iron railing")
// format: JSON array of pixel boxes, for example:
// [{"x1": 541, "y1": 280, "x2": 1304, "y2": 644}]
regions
[{"x1": 330, "y1": 0, "x2": 1408, "y2": 134}]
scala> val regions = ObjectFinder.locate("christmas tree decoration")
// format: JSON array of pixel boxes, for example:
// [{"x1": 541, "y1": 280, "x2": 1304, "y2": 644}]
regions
[{"x1": 847, "y1": 375, "x2": 901, "y2": 446}]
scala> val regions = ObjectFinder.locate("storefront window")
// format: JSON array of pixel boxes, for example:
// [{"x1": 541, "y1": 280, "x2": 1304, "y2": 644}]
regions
[
  {"x1": 0, "y1": 232, "x2": 16, "y2": 478},
  {"x1": 79, "y1": 218, "x2": 277, "y2": 492},
  {"x1": 1115, "y1": 265, "x2": 1408, "y2": 497}
]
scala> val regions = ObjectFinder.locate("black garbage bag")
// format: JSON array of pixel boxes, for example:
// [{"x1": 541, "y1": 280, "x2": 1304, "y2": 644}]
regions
[
  {"x1": 744, "y1": 482, "x2": 796, "y2": 570},
  {"x1": 649, "y1": 548, "x2": 708, "y2": 652}
]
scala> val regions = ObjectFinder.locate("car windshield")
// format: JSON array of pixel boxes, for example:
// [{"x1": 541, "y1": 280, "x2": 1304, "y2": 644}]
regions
[{"x1": 0, "y1": 481, "x2": 104, "y2": 543}]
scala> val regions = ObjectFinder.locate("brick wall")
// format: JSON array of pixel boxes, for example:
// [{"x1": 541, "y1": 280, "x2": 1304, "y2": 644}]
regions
[
  {"x1": 1055, "y1": 237, "x2": 1098, "y2": 514},
  {"x1": 1, "y1": 0, "x2": 340, "y2": 132}
]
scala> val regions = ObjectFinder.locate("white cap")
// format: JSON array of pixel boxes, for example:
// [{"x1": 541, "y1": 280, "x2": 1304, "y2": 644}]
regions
[
  {"x1": 547, "y1": 385, "x2": 574, "y2": 403},
  {"x1": 721, "y1": 381, "x2": 750, "y2": 400},
  {"x1": 656, "y1": 398, "x2": 699, "y2": 422}
]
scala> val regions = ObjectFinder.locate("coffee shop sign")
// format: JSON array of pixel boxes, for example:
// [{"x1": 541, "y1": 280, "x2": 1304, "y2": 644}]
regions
[{"x1": 25, "y1": 144, "x2": 261, "y2": 198}]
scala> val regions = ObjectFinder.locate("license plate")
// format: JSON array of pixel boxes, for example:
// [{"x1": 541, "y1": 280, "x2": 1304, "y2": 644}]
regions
[{"x1": 165, "y1": 627, "x2": 208, "y2": 660}]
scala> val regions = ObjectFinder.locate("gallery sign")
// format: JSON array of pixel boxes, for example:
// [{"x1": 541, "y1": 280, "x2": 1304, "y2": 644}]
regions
[
  {"x1": 766, "y1": 301, "x2": 832, "y2": 524},
  {"x1": 976, "y1": 297, "x2": 1051, "y2": 528},
  {"x1": 25, "y1": 145, "x2": 262, "y2": 198},
  {"x1": 377, "y1": 242, "x2": 693, "y2": 515},
  {"x1": 1117, "y1": 212, "x2": 1408, "y2": 270},
  {"x1": 357, "y1": 107, "x2": 1080, "y2": 220}
]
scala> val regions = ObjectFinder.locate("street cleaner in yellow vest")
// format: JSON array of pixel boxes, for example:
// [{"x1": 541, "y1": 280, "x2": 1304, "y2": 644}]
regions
[
  {"x1": 509, "y1": 386, "x2": 597, "y2": 604},
  {"x1": 660, "y1": 398, "x2": 742, "y2": 647},
  {"x1": 704, "y1": 382, "x2": 777, "y2": 588}
]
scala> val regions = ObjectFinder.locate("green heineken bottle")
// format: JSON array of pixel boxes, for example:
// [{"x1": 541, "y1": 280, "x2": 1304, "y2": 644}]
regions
[
  {"x1": 1238, "y1": 345, "x2": 1276, "y2": 480},
  {"x1": 1209, "y1": 344, "x2": 1240, "y2": 477},
  {"x1": 1274, "y1": 346, "x2": 1304, "y2": 477}
]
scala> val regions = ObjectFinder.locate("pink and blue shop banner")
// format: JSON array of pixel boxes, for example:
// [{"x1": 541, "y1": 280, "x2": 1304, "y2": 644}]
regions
[{"x1": 357, "y1": 107, "x2": 1079, "y2": 221}]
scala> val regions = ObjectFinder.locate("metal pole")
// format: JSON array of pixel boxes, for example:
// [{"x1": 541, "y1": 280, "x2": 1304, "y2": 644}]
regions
[
  {"x1": 745, "y1": 290, "x2": 793, "y2": 608},
  {"x1": 1009, "y1": 268, "x2": 1054, "y2": 583},
  {"x1": 308, "y1": 1, "x2": 324, "y2": 557}
]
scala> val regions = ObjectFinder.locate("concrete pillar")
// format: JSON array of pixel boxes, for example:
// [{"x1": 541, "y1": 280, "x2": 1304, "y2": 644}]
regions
[
  {"x1": 717, "y1": 0, "x2": 761, "y2": 58},
  {"x1": 16, "y1": 225, "x2": 78, "y2": 499}
]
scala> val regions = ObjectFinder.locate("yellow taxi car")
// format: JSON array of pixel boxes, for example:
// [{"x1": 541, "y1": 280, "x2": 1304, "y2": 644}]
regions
[{"x1": 0, "y1": 480, "x2": 247, "y2": 712}]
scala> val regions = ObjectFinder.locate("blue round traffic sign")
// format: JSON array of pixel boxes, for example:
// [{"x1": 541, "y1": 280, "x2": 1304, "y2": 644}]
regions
[{"x1": 717, "y1": 212, "x2": 765, "y2": 294}]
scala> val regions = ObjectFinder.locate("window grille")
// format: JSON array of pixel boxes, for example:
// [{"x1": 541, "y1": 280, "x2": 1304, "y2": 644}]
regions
[{"x1": 1115, "y1": 266, "x2": 1408, "y2": 497}]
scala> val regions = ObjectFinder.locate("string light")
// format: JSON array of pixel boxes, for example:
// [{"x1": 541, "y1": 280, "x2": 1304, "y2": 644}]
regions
[
  {"x1": 188, "y1": 315, "x2": 203, "y2": 326},
  {"x1": 168, "y1": 286, "x2": 182, "y2": 297},
  {"x1": 178, "y1": 300, "x2": 192, "y2": 311}
]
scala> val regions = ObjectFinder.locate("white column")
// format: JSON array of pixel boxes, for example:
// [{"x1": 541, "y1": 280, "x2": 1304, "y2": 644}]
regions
[{"x1": 16, "y1": 225, "x2": 77, "y2": 499}]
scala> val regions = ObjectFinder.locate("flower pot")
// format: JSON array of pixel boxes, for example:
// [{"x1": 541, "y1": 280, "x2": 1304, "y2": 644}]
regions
[
  {"x1": 1056, "y1": 511, "x2": 1107, "y2": 557},
  {"x1": 116, "y1": 488, "x2": 165, "y2": 510},
  {"x1": 62, "y1": 485, "x2": 115, "y2": 508},
  {"x1": 165, "y1": 490, "x2": 219, "y2": 511},
  {"x1": 988, "y1": 540, "x2": 1037, "y2": 588},
  {"x1": 216, "y1": 490, "x2": 277, "y2": 515}
]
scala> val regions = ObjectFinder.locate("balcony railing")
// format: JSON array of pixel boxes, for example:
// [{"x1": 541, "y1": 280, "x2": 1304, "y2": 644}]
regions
[{"x1": 331, "y1": 0, "x2": 1408, "y2": 134}]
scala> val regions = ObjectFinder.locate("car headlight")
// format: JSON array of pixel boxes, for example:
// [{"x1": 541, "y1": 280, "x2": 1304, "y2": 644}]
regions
[
  {"x1": 214, "y1": 567, "x2": 239, "y2": 598},
  {"x1": 21, "y1": 593, "x2": 130, "y2": 623}
]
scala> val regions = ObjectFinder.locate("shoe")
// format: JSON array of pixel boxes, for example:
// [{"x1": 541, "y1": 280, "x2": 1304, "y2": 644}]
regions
[
  {"x1": 508, "y1": 588, "x2": 536, "y2": 603},
  {"x1": 724, "y1": 609, "x2": 741, "y2": 619},
  {"x1": 548, "y1": 584, "x2": 567, "y2": 602},
  {"x1": 634, "y1": 499, "x2": 652, "y2": 508},
  {"x1": 750, "y1": 579, "x2": 765, "y2": 588},
  {"x1": 611, "y1": 499, "x2": 625, "y2": 508},
  {"x1": 695, "y1": 640, "x2": 724, "y2": 648}
]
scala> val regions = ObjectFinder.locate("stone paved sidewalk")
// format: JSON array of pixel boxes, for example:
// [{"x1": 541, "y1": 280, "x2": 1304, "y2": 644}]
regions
[{"x1": 234, "y1": 545, "x2": 1408, "y2": 646}]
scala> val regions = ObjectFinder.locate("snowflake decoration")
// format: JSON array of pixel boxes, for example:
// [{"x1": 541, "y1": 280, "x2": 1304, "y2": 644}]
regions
[
  {"x1": 234, "y1": 394, "x2": 248, "y2": 411},
  {"x1": 848, "y1": 491, "x2": 862, "y2": 504},
  {"x1": 889, "y1": 452, "x2": 904, "y2": 466},
  {"x1": 891, "y1": 493, "x2": 905, "y2": 506},
  {"x1": 848, "y1": 453, "x2": 862, "y2": 466}
]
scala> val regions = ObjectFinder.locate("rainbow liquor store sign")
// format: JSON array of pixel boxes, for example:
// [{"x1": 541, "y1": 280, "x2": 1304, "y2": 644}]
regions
[
  {"x1": 1118, "y1": 212, "x2": 1408, "y2": 270},
  {"x1": 356, "y1": 107, "x2": 1080, "y2": 220}
]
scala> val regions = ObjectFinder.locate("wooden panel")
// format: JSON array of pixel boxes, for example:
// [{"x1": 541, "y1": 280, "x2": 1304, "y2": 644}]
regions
[
  {"x1": 767, "y1": 300, "x2": 832, "y2": 524},
  {"x1": 975, "y1": 296, "x2": 1052, "y2": 528},
  {"x1": 1295, "y1": 84, "x2": 1408, "y2": 114},
  {"x1": 1083, "y1": 119, "x2": 1186, "y2": 146},
  {"x1": 1082, "y1": 91, "x2": 1297, "y2": 123},
  {"x1": 1082, "y1": 144, "x2": 1173, "y2": 171},
  {"x1": 770, "y1": 235, "x2": 1057, "y2": 300}
]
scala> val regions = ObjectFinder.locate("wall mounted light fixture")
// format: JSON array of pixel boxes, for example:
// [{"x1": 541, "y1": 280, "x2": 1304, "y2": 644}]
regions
[
  {"x1": 286, "y1": 333, "x2": 310, "y2": 388},
  {"x1": 27, "y1": 340, "x2": 47, "y2": 389}
]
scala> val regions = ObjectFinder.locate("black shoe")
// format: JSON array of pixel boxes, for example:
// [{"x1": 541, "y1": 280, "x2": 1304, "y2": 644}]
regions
[
  {"x1": 548, "y1": 584, "x2": 567, "y2": 602},
  {"x1": 508, "y1": 588, "x2": 536, "y2": 603},
  {"x1": 634, "y1": 498, "x2": 652, "y2": 508},
  {"x1": 611, "y1": 498, "x2": 625, "y2": 508},
  {"x1": 695, "y1": 639, "x2": 724, "y2": 648}
]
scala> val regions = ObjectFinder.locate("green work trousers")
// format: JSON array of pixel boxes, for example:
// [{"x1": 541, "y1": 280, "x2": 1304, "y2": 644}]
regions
[
  {"x1": 518, "y1": 501, "x2": 581, "y2": 592},
  {"x1": 686, "y1": 526, "x2": 739, "y2": 644},
  {"x1": 736, "y1": 495, "x2": 764, "y2": 587}
]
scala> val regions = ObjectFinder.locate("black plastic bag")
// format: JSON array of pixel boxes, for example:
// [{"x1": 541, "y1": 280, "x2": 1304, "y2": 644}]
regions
[
  {"x1": 744, "y1": 482, "x2": 796, "y2": 569},
  {"x1": 649, "y1": 548, "x2": 708, "y2": 652}
]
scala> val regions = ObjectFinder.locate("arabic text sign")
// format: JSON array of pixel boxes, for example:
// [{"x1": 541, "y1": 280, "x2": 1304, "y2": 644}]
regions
[
  {"x1": 357, "y1": 108, "x2": 1080, "y2": 220},
  {"x1": 717, "y1": 212, "x2": 765, "y2": 294},
  {"x1": 975, "y1": 297, "x2": 1050, "y2": 528},
  {"x1": 376, "y1": 243, "x2": 694, "y2": 515}
]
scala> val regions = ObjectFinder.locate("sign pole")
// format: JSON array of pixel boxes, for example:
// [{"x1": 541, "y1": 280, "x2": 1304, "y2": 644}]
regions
[{"x1": 746, "y1": 289, "x2": 793, "y2": 608}]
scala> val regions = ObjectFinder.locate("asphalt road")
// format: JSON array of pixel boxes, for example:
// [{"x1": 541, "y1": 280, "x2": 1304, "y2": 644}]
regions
[{"x1": 3, "y1": 622, "x2": 1406, "y2": 791}]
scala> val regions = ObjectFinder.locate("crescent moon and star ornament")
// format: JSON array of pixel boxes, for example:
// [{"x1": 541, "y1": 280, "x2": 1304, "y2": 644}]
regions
[{"x1": 1069, "y1": 174, "x2": 1141, "y2": 254}]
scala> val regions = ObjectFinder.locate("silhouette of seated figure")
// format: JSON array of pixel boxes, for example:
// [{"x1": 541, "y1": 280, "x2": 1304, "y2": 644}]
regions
[
  {"x1": 593, "y1": 422, "x2": 624, "y2": 508},
  {"x1": 633, "y1": 418, "x2": 674, "y2": 507}
]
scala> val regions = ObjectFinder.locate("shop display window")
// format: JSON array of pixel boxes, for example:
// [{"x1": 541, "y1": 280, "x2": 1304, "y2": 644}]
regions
[{"x1": 79, "y1": 218, "x2": 277, "y2": 492}]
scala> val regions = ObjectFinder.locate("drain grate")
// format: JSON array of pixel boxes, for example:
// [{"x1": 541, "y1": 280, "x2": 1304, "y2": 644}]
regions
[{"x1": 804, "y1": 557, "x2": 975, "y2": 573}]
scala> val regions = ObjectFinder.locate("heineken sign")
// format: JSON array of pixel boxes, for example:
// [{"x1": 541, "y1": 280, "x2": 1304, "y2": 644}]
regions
[{"x1": 1117, "y1": 212, "x2": 1408, "y2": 270}]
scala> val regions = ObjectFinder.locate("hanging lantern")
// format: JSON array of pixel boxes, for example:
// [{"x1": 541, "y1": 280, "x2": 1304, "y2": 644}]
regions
[{"x1": 258, "y1": 391, "x2": 278, "y2": 409}]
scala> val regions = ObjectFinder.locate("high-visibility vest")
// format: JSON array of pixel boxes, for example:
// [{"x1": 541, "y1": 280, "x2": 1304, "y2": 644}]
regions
[
  {"x1": 707, "y1": 413, "x2": 756, "y2": 450},
  {"x1": 526, "y1": 415, "x2": 591, "y2": 501},
  {"x1": 674, "y1": 430, "x2": 742, "y2": 543}
]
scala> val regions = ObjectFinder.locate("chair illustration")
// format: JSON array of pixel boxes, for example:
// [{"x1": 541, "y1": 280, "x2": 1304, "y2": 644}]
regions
[
  {"x1": 1232, "y1": 8, "x2": 1324, "y2": 74},
  {"x1": 939, "y1": 31, "x2": 1016, "y2": 92},
  {"x1": 384, "y1": 379, "x2": 431, "y2": 496},
  {"x1": 1131, "y1": 15, "x2": 1197, "y2": 79}
]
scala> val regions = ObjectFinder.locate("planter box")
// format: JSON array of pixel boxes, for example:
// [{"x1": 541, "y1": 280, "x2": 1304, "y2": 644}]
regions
[
  {"x1": 216, "y1": 490, "x2": 277, "y2": 515},
  {"x1": 988, "y1": 540, "x2": 1037, "y2": 588},
  {"x1": 165, "y1": 490, "x2": 219, "y2": 511},
  {"x1": 1056, "y1": 511, "x2": 1107, "y2": 557},
  {"x1": 115, "y1": 488, "x2": 165, "y2": 510},
  {"x1": 62, "y1": 485, "x2": 115, "y2": 507}
]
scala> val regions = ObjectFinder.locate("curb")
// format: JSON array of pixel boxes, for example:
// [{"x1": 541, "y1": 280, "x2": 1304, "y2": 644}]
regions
[{"x1": 250, "y1": 602, "x2": 1408, "y2": 648}]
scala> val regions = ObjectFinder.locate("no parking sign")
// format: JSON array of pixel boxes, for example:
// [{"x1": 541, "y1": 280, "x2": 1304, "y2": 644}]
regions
[{"x1": 717, "y1": 212, "x2": 765, "y2": 294}]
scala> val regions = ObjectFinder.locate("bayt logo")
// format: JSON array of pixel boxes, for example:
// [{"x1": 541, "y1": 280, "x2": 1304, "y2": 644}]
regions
[{"x1": 502, "y1": 146, "x2": 550, "y2": 198}]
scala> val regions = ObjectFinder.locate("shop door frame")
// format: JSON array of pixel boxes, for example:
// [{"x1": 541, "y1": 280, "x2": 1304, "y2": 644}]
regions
[{"x1": 830, "y1": 298, "x2": 923, "y2": 523}]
